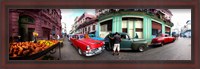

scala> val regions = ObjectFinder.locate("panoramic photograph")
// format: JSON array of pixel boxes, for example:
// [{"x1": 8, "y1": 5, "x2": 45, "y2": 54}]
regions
[{"x1": 8, "y1": 9, "x2": 191, "y2": 60}]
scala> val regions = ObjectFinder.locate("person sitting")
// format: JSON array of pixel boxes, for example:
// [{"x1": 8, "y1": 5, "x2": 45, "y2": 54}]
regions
[
  {"x1": 134, "y1": 33, "x2": 139, "y2": 39},
  {"x1": 84, "y1": 34, "x2": 90, "y2": 38}
]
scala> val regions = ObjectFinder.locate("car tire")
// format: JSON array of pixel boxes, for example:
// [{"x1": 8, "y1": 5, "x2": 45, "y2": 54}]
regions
[
  {"x1": 78, "y1": 48, "x2": 83, "y2": 55},
  {"x1": 138, "y1": 45, "x2": 145, "y2": 52},
  {"x1": 106, "y1": 46, "x2": 112, "y2": 51},
  {"x1": 105, "y1": 43, "x2": 112, "y2": 51},
  {"x1": 172, "y1": 39, "x2": 175, "y2": 42}
]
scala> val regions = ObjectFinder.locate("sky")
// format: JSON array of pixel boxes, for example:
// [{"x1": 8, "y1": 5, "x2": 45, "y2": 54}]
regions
[
  {"x1": 61, "y1": 9, "x2": 95, "y2": 34},
  {"x1": 169, "y1": 9, "x2": 191, "y2": 31},
  {"x1": 61, "y1": 9, "x2": 191, "y2": 34}
]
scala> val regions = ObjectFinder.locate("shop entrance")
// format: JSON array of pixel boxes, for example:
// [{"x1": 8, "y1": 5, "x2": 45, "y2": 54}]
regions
[
  {"x1": 28, "y1": 28, "x2": 35, "y2": 41},
  {"x1": 18, "y1": 15, "x2": 35, "y2": 41},
  {"x1": 122, "y1": 17, "x2": 143, "y2": 39},
  {"x1": 152, "y1": 21, "x2": 162, "y2": 38},
  {"x1": 165, "y1": 26, "x2": 171, "y2": 35},
  {"x1": 100, "y1": 20, "x2": 112, "y2": 38}
]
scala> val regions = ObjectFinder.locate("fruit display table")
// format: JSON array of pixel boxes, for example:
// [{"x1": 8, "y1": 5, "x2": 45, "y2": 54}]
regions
[{"x1": 9, "y1": 42, "x2": 61, "y2": 60}]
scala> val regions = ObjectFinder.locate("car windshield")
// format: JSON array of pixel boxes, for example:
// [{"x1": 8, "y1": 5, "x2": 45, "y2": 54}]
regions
[{"x1": 79, "y1": 35, "x2": 84, "y2": 39}]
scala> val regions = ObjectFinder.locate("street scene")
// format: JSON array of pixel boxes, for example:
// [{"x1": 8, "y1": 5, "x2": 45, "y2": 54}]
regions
[
  {"x1": 8, "y1": 9, "x2": 191, "y2": 60},
  {"x1": 51, "y1": 37, "x2": 191, "y2": 60}
]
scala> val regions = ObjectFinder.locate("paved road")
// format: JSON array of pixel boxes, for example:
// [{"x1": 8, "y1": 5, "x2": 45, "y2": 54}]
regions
[{"x1": 51, "y1": 37, "x2": 191, "y2": 60}]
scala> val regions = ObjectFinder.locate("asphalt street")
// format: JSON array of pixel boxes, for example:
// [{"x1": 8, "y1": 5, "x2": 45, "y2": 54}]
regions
[{"x1": 51, "y1": 37, "x2": 191, "y2": 60}]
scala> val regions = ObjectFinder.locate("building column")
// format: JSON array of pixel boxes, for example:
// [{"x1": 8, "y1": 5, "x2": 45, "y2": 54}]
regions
[
  {"x1": 112, "y1": 16, "x2": 122, "y2": 33},
  {"x1": 162, "y1": 22, "x2": 165, "y2": 34},
  {"x1": 143, "y1": 16, "x2": 152, "y2": 43},
  {"x1": 127, "y1": 19, "x2": 130, "y2": 34},
  {"x1": 112, "y1": 16, "x2": 116, "y2": 32},
  {"x1": 143, "y1": 16, "x2": 147, "y2": 40},
  {"x1": 95, "y1": 21, "x2": 101, "y2": 37},
  {"x1": 118, "y1": 16, "x2": 122, "y2": 32},
  {"x1": 149, "y1": 18, "x2": 152, "y2": 39}
]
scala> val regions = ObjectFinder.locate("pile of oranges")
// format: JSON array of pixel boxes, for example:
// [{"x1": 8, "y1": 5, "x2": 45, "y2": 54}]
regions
[{"x1": 9, "y1": 40, "x2": 59, "y2": 57}]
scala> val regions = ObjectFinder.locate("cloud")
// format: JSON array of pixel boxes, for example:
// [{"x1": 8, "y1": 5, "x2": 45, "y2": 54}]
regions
[
  {"x1": 61, "y1": 9, "x2": 90, "y2": 34},
  {"x1": 61, "y1": 9, "x2": 77, "y2": 33},
  {"x1": 170, "y1": 9, "x2": 191, "y2": 30}
]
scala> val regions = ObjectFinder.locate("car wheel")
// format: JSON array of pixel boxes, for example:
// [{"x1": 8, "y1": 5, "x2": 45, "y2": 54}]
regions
[
  {"x1": 105, "y1": 43, "x2": 112, "y2": 51},
  {"x1": 106, "y1": 46, "x2": 112, "y2": 51},
  {"x1": 173, "y1": 39, "x2": 176, "y2": 42},
  {"x1": 78, "y1": 48, "x2": 83, "y2": 55},
  {"x1": 138, "y1": 45, "x2": 145, "y2": 52},
  {"x1": 105, "y1": 46, "x2": 110, "y2": 51}
]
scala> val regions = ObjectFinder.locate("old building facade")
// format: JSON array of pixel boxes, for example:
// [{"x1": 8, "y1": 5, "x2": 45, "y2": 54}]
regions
[
  {"x1": 72, "y1": 12, "x2": 97, "y2": 34},
  {"x1": 9, "y1": 9, "x2": 62, "y2": 41},
  {"x1": 95, "y1": 9, "x2": 174, "y2": 42}
]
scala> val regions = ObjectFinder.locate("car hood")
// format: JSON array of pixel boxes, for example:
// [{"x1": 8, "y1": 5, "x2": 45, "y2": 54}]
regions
[
  {"x1": 152, "y1": 37, "x2": 159, "y2": 40},
  {"x1": 79, "y1": 38, "x2": 103, "y2": 47}
]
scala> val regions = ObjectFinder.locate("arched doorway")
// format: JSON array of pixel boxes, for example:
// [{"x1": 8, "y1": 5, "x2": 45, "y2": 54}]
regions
[{"x1": 18, "y1": 15, "x2": 35, "y2": 41}]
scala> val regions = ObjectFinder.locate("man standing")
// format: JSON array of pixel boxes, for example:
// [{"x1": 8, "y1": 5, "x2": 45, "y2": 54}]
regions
[{"x1": 112, "y1": 32, "x2": 121, "y2": 55}]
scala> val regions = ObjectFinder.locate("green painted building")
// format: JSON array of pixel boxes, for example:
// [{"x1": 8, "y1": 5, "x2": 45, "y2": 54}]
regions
[{"x1": 95, "y1": 9, "x2": 174, "y2": 43}]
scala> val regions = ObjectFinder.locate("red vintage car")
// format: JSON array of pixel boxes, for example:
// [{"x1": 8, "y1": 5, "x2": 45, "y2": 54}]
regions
[
  {"x1": 70, "y1": 34, "x2": 105, "y2": 56},
  {"x1": 151, "y1": 34, "x2": 176, "y2": 46}
]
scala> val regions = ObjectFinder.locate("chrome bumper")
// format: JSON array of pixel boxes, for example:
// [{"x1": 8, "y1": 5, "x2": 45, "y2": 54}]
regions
[
  {"x1": 83, "y1": 46, "x2": 105, "y2": 56},
  {"x1": 151, "y1": 42, "x2": 162, "y2": 45}
]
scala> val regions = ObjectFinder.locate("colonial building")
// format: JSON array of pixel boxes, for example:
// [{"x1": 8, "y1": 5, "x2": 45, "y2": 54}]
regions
[
  {"x1": 9, "y1": 9, "x2": 62, "y2": 41},
  {"x1": 72, "y1": 12, "x2": 97, "y2": 34},
  {"x1": 95, "y1": 9, "x2": 173, "y2": 42}
]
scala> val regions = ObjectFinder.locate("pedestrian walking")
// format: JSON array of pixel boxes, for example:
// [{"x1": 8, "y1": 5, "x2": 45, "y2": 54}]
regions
[{"x1": 112, "y1": 32, "x2": 121, "y2": 56}]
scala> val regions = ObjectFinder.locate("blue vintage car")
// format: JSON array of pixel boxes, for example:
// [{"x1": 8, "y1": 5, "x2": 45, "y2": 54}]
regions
[{"x1": 89, "y1": 34, "x2": 104, "y2": 41}]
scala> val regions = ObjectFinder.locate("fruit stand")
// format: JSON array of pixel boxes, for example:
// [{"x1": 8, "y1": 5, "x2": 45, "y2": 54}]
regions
[{"x1": 9, "y1": 40, "x2": 61, "y2": 60}]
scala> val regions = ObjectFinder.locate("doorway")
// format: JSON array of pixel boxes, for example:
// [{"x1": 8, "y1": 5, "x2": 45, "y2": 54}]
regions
[{"x1": 28, "y1": 28, "x2": 35, "y2": 41}]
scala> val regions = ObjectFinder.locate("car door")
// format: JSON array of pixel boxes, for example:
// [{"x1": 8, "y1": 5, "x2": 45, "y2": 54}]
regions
[
  {"x1": 76, "y1": 35, "x2": 85, "y2": 49},
  {"x1": 120, "y1": 34, "x2": 132, "y2": 48},
  {"x1": 164, "y1": 34, "x2": 169, "y2": 43},
  {"x1": 169, "y1": 36, "x2": 174, "y2": 42},
  {"x1": 70, "y1": 35, "x2": 76, "y2": 46},
  {"x1": 74, "y1": 35, "x2": 80, "y2": 48}
]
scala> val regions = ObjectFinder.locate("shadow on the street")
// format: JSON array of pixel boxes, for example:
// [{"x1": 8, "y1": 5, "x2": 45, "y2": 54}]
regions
[
  {"x1": 105, "y1": 49, "x2": 144, "y2": 53},
  {"x1": 148, "y1": 45, "x2": 161, "y2": 48}
]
